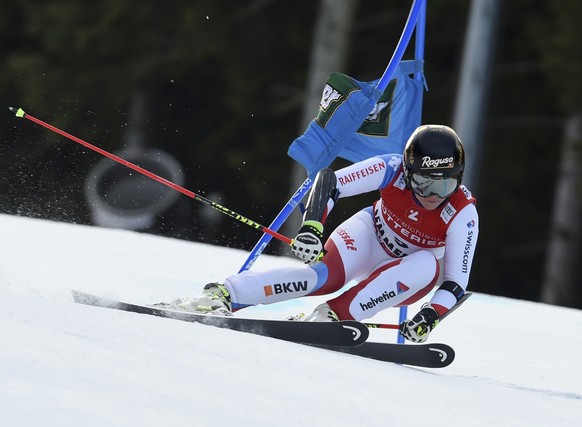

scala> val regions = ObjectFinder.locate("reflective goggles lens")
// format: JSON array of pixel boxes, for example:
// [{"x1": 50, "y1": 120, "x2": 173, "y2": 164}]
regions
[{"x1": 410, "y1": 174, "x2": 458, "y2": 198}]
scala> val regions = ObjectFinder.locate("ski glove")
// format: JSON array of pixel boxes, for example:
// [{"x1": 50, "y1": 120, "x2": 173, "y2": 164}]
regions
[
  {"x1": 399, "y1": 304, "x2": 440, "y2": 343},
  {"x1": 291, "y1": 220, "x2": 325, "y2": 264}
]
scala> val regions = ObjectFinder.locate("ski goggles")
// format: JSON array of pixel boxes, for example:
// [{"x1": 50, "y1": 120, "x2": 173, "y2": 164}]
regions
[{"x1": 409, "y1": 173, "x2": 458, "y2": 198}]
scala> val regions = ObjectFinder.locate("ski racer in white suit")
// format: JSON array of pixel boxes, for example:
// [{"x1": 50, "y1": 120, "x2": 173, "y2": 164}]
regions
[{"x1": 180, "y1": 125, "x2": 479, "y2": 343}]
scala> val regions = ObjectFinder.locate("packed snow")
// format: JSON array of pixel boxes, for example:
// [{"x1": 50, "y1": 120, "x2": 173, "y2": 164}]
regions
[{"x1": 0, "y1": 213, "x2": 580, "y2": 426}]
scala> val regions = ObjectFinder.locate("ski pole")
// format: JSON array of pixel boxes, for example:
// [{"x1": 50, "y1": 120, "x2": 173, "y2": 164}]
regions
[
  {"x1": 9, "y1": 107, "x2": 292, "y2": 245},
  {"x1": 365, "y1": 293, "x2": 473, "y2": 330},
  {"x1": 363, "y1": 323, "x2": 400, "y2": 330}
]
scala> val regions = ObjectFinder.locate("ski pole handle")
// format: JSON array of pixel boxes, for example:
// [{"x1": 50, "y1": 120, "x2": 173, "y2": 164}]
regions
[{"x1": 10, "y1": 107, "x2": 292, "y2": 245}]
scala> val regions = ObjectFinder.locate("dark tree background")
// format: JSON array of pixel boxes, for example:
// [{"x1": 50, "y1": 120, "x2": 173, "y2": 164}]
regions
[{"x1": 1, "y1": 1, "x2": 580, "y2": 306}]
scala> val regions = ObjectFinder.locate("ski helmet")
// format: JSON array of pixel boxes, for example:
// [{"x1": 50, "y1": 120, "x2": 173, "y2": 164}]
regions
[{"x1": 402, "y1": 124, "x2": 465, "y2": 198}]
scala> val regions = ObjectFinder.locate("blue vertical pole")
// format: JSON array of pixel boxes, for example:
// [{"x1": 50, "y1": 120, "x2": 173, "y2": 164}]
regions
[
  {"x1": 375, "y1": 0, "x2": 425, "y2": 94},
  {"x1": 397, "y1": 0, "x2": 427, "y2": 344}
]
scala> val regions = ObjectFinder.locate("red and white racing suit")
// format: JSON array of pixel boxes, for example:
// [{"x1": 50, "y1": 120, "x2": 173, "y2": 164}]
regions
[{"x1": 224, "y1": 154, "x2": 479, "y2": 321}]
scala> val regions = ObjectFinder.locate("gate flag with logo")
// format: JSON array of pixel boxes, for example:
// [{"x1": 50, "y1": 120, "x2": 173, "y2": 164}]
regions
[{"x1": 288, "y1": 61, "x2": 424, "y2": 180}]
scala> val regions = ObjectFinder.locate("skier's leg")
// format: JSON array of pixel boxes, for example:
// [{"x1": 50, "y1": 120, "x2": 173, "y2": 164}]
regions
[
  {"x1": 226, "y1": 208, "x2": 386, "y2": 310},
  {"x1": 327, "y1": 250, "x2": 440, "y2": 321}
]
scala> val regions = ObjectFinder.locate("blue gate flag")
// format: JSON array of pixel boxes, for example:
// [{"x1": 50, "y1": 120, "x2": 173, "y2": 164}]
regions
[{"x1": 288, "y1": 60, "x2": 424, "y2": 179}]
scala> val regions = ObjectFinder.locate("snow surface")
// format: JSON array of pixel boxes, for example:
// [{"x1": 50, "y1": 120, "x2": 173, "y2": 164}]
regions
[{"x1": 0, "y1": 213, "x2": 580, "y2": 426}]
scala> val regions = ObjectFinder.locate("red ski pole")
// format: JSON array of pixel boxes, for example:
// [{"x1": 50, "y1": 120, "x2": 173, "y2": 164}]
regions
[
  {"x1": 363, "y1": 323, "x2": 400, "y2": 330},
  {"x1": 10, "y1": 107, "x2": 292, "y2": 245},
  {"x1": 364, "y1": 293, "x2": 473, "y2": 330}
]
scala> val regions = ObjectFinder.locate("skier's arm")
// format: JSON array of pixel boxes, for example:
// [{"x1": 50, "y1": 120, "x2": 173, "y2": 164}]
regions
[
  {"x1": 291, "y1": 167, "x2": 338, "y2": 263},
  {"x1": 335, "y1": 154, "x2": 402, "y2": 198},
  {"x1": 291, "y1": 154, "x2": 400, "y2": 264},
  {"x1": 400, "y1": 204, "x2": 478, "y2": 343},
  {"x1": 430, "y1": 203, "x2": 479, "y2": 315}
]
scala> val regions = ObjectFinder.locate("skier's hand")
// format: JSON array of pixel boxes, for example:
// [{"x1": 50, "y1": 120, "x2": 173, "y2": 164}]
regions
[
  {"x1": 399, "y1": 304, "x2": 439, "y2": 343},
  {"x1": 291, "y1": 220, "x2": 325, "y2": 264}
]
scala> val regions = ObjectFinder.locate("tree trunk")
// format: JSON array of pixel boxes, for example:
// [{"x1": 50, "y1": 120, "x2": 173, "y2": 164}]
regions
[{"x1": 541, "y1": 113, "x2": 582, "y2": 308}]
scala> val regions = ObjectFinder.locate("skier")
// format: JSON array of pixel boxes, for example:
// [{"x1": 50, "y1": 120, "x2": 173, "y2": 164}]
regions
[{"x1": 169, "y1": 124, "x2": 479, "y2": 343}]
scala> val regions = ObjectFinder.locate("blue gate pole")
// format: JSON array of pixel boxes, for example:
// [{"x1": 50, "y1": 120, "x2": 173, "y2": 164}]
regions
[{"x1": 397, "y1": 0, "x2": 427, "y2": 344}]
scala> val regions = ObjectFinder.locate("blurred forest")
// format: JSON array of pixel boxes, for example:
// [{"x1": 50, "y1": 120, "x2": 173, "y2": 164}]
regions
[{"x1": 1, "y1": 1, "x2": 580, "y2": 307}]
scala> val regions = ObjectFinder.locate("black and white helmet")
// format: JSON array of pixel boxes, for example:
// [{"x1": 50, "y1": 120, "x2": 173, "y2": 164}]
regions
[{"x1": 403, "y1": 124, "x2": 465, "y2": 198}]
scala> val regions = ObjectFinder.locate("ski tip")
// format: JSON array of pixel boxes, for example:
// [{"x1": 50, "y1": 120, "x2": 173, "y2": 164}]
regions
[
  {"x1": 71, "y1": 289, "x2": 92, "y2": 304},
  {"x1": 9, "y1": 107, "x2": 26, "y2": 118}
]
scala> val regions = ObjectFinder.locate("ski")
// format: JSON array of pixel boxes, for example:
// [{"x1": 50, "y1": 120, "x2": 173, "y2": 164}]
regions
[
  {"x1": 309, "y1": 341, "x2": 455, "y2": 368},
  {"x1": 71, "y1": 290, "x2": 369, "y2": 347},
  {"x1": 72, "y1": 290, "x2": 456, "y2": 367}
]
